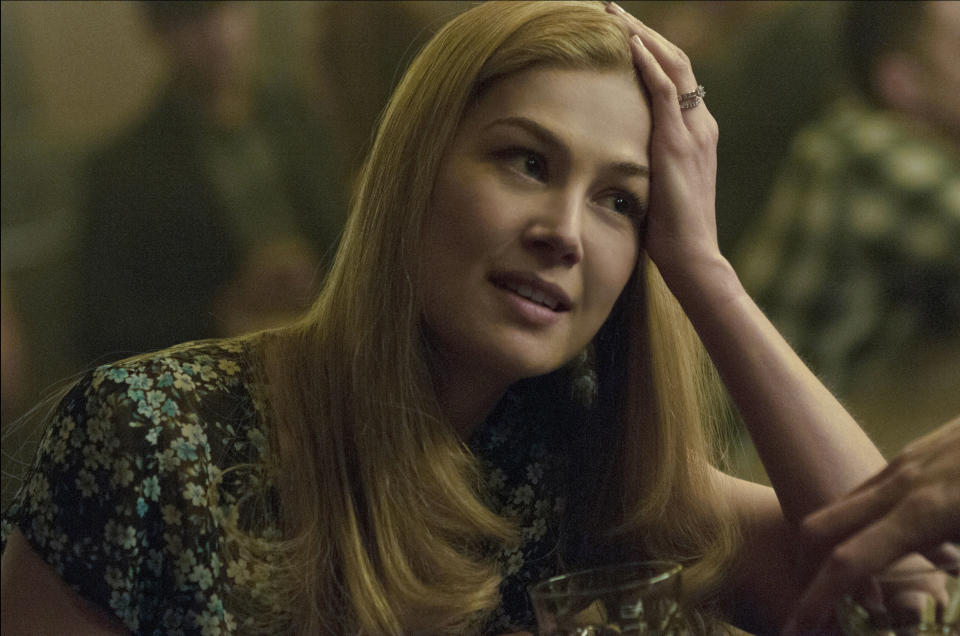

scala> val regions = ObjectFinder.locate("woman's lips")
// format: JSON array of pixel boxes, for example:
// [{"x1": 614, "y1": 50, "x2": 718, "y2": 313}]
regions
[
  {"x1": 489, "y1": 271, "x2": 572, "y2": 326},
  {"x1": 488, "y1": 271, "x2": 572, "y2": 312}
]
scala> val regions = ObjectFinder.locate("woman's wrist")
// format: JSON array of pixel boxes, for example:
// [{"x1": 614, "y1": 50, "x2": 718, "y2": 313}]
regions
[{"x1": 654, "y1": 246, "x2": 744, "y2": 315}]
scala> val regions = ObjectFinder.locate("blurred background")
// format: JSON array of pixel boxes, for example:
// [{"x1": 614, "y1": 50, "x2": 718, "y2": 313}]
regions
[{"x1": 2, "y1": 1, "x2": 958, "y2": 505}]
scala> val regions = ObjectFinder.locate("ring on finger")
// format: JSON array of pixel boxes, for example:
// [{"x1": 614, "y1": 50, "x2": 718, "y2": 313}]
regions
[{"x1": 679, "y1": 84, "x2": 706, "y2": 110}]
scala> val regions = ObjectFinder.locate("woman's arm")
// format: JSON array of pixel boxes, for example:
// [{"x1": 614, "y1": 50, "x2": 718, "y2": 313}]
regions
[
  {"x1": 607, "y1": 3, "x2": 885, "y2": 522},
  {"x1": 606, "y1": 3, "x2": 888, "y2": 629},
  {"x1": 712, "y1": 472, "x2": 801, "y2": 634},
  {"x1": 1, "y1": 529, "x2": 128, "y2": 635},
  {"x1": 668, "y1": 255, "x2": 886, "y2": 518}
]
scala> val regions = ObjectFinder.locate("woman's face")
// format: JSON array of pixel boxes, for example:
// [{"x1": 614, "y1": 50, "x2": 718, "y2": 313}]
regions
[{"x1": 420, "y1": 66, "x2": 650, "y2": 386}]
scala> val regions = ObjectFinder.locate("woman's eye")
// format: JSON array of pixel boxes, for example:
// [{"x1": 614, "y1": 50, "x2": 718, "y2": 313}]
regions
[
  {"x1": 599, "y1": 192, "x2": 642, "y2": 217},
  {"x1": 498, "y1": 148, "x2": 547, "y2": 181},
  {"x1": 522, "y1": 154, "x2": 546, "y2": 180}
]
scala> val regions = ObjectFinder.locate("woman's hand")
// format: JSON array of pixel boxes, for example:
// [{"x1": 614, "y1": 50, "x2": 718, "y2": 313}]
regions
[
  {"x1": 604, "y1": 2, "x2": 721, "y2": 285},
  {"x1": 785, "y1": 417, "x2": 960, "y2": 634}
]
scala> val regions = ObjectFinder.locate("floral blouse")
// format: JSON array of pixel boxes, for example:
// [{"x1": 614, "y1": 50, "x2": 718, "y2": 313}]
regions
[{"x1": 1, "y1": 339, "x2": 569, "y2": 634}]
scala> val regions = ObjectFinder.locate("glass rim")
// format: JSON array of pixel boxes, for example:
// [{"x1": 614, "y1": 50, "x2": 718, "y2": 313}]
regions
[{"x1": 528, "y1": 560, "x2": 683, "y2": 599}]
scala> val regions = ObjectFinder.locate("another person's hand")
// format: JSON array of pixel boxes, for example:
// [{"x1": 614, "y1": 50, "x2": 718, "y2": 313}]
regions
[
  {"x1": 784, "y1": 417, "x2": 960, "y2": 634},
  {"x1": 1, "y1": 277, "x2": 27, "y2": 423},
  {"x1": 213, "y1": 236, "x2": 321, "y2": 336},
  {"x1": 605, "y1": 2, "x2": 721, "y2": 283}
]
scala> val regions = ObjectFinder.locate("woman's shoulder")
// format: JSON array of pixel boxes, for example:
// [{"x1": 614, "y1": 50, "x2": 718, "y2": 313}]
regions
[
  {"x1": 2, "y1": 337, "x2": 273, "y2": 543},
  {"x1": 82, "y1": 338, "x2": 263, "y2": 428},
  {"x1": 69, "y1": 338, "x2": 272, "y2": 475},
  {"x1": 90, "y1": 337, "x2": 253, "y2": 394},
  {"x1": 0, "y1": 337, "x2": 273, "y2": 632}
]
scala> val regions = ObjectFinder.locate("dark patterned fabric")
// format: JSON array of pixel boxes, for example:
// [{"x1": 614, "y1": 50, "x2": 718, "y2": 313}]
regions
[
  {"x1": 1, "y1": 339, "x2": 570, "y2": 634},
  {"x1": 469, "y1": 387, "x2": 569, "y2": 633}
]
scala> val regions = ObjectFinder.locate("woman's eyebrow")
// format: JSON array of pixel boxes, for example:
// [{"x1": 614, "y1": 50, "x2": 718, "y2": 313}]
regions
[
  {"x1": 483, "y1": 116, "x2": 562, "y2": 149},
  {"x1": 607, "y1": 161, "x2": 649, "y2": 179},
  {"x1": 483, "y1": 116, "x2": 649, "y2": 178}
]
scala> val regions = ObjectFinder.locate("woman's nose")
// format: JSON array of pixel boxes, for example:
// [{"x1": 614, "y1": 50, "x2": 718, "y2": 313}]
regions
[{"x1": 522, "y1": 194, "x2": 584, "y2": 266}]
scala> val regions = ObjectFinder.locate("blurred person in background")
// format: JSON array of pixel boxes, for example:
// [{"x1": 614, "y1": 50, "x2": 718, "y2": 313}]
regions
[
  {"x1": 310, "y1": 1, "x2": 473, "y2": 184},
  {"x1": 76, "y1": 1, "x2": 345, "y2": 365},
  {"x1": 737, "y1": 2, "x2": 960, "y2": 404},
  {"x1": 1, "y1": 1, "x2": 84, "y2": 432}
]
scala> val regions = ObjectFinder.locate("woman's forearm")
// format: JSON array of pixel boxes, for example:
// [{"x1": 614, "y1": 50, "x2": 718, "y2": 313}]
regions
[{"x1": 664, "y1": 251, "x2": 886, "y2": 522}]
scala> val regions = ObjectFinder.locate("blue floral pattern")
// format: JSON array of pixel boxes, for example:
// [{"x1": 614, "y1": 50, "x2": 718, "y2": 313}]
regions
[
  {"x1": 2, "y1": 339, "x2": 570, "y2": 634},
  {"x1": 2, "y1": 340, "x2": 268, "y2": 635}
]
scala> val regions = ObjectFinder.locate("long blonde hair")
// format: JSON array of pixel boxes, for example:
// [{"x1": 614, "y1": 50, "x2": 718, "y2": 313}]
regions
[{"x1": 240, "y1": 2, "x2": 739, "y2": 632}]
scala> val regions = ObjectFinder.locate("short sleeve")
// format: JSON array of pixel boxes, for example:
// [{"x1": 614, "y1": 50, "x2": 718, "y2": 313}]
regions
[
  {"x1": 1, "y1": 348, "x2": 253, "y2": 635},
  {"x1": 2, "y1": 372, "x2": 160, "y2": 630}
]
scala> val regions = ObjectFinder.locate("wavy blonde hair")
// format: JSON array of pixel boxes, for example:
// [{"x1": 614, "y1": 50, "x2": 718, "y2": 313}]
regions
[{"x1": 238, "y1": 2, "x2": 739, "y2": 633}]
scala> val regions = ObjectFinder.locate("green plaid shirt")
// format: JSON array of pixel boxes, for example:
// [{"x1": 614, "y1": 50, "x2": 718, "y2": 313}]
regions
[{"x1": 737, "y1": 100, "x2": 960, "y2": 392}]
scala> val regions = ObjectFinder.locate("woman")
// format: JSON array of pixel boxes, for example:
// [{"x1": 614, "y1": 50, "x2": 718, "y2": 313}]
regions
[{"x1": 1, "y1": 2, "x2": 886, "y2": 634}]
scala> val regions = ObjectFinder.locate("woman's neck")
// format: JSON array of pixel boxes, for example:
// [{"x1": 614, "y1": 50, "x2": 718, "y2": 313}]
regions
[{"x1": 430, "y1": 356, "x2": 513, "y2": 441}]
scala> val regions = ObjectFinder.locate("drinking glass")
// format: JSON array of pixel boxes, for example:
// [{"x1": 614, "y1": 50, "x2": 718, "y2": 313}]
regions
[
  {"x1": 529, "y1": 560, "x2": 686, "y2": 635},
  {"x1": 836, "y1": 549, "x2": 960, "y2": 635}
]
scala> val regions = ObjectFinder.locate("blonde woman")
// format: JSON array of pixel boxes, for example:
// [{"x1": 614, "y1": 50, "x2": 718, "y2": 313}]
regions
[{"x1": 2, "y1": 2, "x2": 886, "y2": 634}]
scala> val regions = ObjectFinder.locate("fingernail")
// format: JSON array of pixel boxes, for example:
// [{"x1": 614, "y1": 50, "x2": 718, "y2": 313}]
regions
[
  {"x1": 611, "y1": 2, "x2": 626, "y2": 14},
  {"x1": 631, "y1": 34, "x2": 644, "y2": 47}
]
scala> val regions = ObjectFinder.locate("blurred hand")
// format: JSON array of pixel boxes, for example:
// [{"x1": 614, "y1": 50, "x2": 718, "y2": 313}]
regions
[
  {"x1": 785, "y1": 417, "x2": 960, "y2": 634},
  {"x1": 213, "y1": 236, "x2": 321, "y2": 336},
  {"x1": 1, "y1": 278, "x2": 27, "y2": 423}
]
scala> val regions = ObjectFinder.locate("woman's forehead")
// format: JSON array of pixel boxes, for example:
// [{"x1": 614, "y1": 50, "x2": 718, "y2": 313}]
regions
[{"x1": 459, "y1": 67, "x2": 651, "y2": 155}]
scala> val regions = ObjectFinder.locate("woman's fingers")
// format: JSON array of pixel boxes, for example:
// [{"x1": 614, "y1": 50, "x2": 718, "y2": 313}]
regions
[
  {"x1": 804, "y1": 418, "x2": 960, "y2": 553},
  {"x1": 791, "y1": 420, "x2": 960, "y2": 633},
  {"x1": 604, "y1": 3, "x2": 715, "y2": 141},
  {"x1": 787, "y1": 495, "x2": 960, "y2": 634},
  {"x1": 801, "y1": 464, "x2": 914, "y2": 549},
  {"x1": 625, "y1": 31, "x2": 687, "y2": 135},
  {"x1": 605, "y1": 3, "x2": 696, "y2": 90}
]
